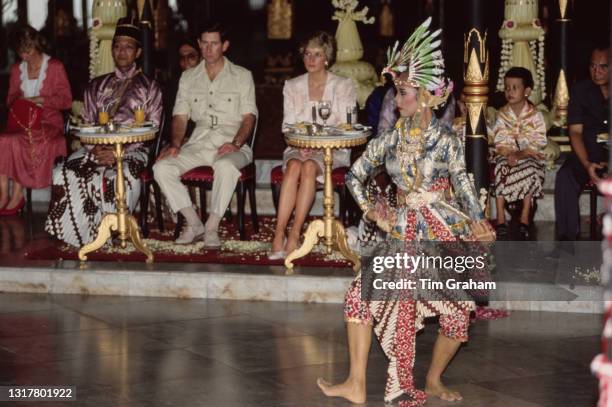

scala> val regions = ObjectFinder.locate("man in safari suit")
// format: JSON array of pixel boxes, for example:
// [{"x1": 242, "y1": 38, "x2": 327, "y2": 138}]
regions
[{"x1": 154, "y1": 21, "x2": 257, "y2": 246}]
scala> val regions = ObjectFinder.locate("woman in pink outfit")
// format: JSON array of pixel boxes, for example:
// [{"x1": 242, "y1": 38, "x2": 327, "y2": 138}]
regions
[
  {"x1": 269, "y1": 31, "x2": 357, "y2": 259},
  {"x1": 0, "y1": 26, "x2": 72, "y2": 215}
]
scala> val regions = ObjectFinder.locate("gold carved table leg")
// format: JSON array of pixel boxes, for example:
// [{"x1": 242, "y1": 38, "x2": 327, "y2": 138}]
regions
[
  {"x1": 78, "y1": 142, "x2": 154, "y2": 264},
  {"x1": 284, "y1": 147, "x2": 360, "y2": 273}
]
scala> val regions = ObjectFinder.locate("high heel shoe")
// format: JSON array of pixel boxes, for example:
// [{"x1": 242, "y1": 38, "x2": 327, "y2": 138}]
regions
[
  {"x1": 267, "y1": 250, "x2": 286, "y2": 260},
  {"x1": 268, "y1": 237, "x2": 287, "y2": 260},
  {"x1": 0, "y1": 197, "x2": 25, "y2": 216}
]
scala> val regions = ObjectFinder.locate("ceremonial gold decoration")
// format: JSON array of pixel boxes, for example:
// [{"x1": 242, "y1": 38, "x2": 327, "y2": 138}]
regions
[
  {"x1": 330, "y1": 0, "x2": 377, "y2": 107},
  {"x1": 78, "y1": 129, "x2": 157, "y2": 264},
  {"x1": 267, "y1": 0, "x2": 293, "y2": 40},
  {"x1": 559, "y1": 0, "x2": 568, "y2": 19},
  {"x1": 379, "y1": 0, "x2": 394, "y2": 38},
  {"x1": 284, "y1": 133, "x2": 369, "y2": 149},
  {"x1": 78, "y1": 132, "x2": 156, "y2": 145},
  {"x1": 553, "y1": 69, "x2": 569, "y2": 127},
  {"x1": 283, "y1": 131, "x2": 370, "y2": 272},
  {"x1": 465, "y1": 105, "x2": 484, "y2": 136},
  {"x1": 89, "y1": 0, "x2": 128, "y2": 79},
  {"x1": 463, "y1": 29, "x2": 489, "y2": 135},
  {"x1": 136, "y1": 0, "x2": 145, "y2": 17},
  {"x1": 497, "y1": 0, "x2": 546, "y2": 105}
]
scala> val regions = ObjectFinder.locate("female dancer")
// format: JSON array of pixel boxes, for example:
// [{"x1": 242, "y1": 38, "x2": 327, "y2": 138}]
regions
[{"x1": 318, "y1": 18, "x2": 494, "y2": 406}]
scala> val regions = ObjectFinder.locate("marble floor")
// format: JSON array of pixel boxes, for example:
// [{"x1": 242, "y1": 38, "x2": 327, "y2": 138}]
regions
[
  {"x1": 0, "y1": 292, "x2": 601, "y2": 407},
  {"x1": 0, "y1": 208, "x2": 604, "y2": 405}
]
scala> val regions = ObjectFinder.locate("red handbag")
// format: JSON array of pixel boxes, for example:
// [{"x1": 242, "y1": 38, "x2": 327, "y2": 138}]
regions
[{"x1": 5, "y1": 98, "x2": 42, "y2": 133}]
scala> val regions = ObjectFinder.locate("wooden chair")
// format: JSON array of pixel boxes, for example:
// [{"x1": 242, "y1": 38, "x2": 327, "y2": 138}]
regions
[
  {"x1": 138, "y1": 115, "x2": 166, "y2": 238},
  {"x1": 582, "y1": 180, "x2": 600, "y2": 240}
]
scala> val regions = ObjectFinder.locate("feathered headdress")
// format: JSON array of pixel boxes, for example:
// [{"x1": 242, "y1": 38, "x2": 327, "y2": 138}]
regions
[{"x1": 382, "y1": 17, "x2": 452, "y2": 107}]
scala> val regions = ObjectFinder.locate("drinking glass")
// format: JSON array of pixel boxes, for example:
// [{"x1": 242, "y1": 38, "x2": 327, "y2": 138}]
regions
[
  {"x1": 318, "y1": 100, "x2": 331, "y2": 126},
  {"x1": 134, "y1": 104, "x2": 145, "y2": 126},
  {"x1": 98, "y1": 109, "x2": 109, "y2": 126},
  {"x1": 346, "y1": 105, "x2": 357, "y2": 125},
  {"x1": 311, "y1": 102, "x2": 318, "y2": 124}
]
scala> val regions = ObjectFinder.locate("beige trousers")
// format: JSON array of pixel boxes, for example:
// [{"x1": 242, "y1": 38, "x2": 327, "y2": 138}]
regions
[{"x1": 153, "y1": 139, "x2": 252, "y2": 217}]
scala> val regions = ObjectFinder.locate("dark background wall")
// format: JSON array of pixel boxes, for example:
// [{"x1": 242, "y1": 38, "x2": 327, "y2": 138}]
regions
[{"x1": 0, "y1": 0, "x2": 609, "y2": 123}]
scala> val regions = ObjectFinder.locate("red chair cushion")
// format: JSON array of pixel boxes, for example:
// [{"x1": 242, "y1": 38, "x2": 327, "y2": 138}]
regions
[
  {"x1": 332, "y1": 167, "x2": 347, "y2": 186},
  {"x1": 270, "y1": 165, "x2": 347, "y2": 186},
  {"x1": 181, "y1": 163, "x2": 255, "y2": 183},
  {"x1": 270, "y1": 165, "x2": 284, "y2": 184}
]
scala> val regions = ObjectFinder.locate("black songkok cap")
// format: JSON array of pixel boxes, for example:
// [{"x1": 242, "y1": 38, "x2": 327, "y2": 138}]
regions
[{"x1": 113, "y1": 17, "x2": 141, "y2": 45}]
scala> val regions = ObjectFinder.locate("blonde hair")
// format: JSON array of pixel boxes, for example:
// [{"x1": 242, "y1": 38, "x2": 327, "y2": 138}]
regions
[{"x1": 299, "y1": 31, "x2": 336, "y2": 67}]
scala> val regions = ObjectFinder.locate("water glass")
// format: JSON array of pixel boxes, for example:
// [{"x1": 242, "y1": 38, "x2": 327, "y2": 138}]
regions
[{"x1": 318, "y1": 100, "x2": 331, "y2": 126}]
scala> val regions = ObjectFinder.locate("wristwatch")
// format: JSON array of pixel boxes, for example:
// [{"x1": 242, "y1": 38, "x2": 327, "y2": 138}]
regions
[{"x1": 232, "y1": 140, "x2": 242, "y2": 148}]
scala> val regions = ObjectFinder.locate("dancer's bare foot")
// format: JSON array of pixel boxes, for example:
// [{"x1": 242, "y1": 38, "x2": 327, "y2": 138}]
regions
[
  {"x1": 317, "y1": 377, "x2": 366, "y2": 404},
  {"x1": 425, "y1": 379, "x2": 462, "y2": 402}
]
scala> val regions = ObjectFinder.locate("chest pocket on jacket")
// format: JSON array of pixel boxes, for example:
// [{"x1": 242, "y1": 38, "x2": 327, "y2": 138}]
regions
[
  {"x1": 189, "y1": 91, "x2": 209, "y2": 119},
  {"x1": 216, "y1": 92, "x2": 239, "y2": 115}
]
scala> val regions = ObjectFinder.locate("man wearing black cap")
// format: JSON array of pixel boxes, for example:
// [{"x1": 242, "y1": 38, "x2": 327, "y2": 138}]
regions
[{"x1": 46, "y1": 17, "x2": 163, "y2": 247}]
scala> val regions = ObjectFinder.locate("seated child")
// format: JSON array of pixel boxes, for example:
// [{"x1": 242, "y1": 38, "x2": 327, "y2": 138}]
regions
[{"x1": 492, "y1": 67, "x2": 547, "y2": 240}]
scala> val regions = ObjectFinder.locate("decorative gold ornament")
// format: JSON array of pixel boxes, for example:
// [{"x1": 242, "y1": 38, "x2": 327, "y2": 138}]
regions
[
  {"x1": 78, "y1": 131, "x2": 156, "y2": 145},
  {"x1": 136, "y1": 0, "x2": 145, "y2": 18},
  {"x1": 379, "y1": 0, "x2": 394, "y2": 37},
  {"x1": 466, "y1": 103, "x2": 484, "y2": 136},
  {"x1": 267, "y1": 0, "x2": 293, "y2": 40},
  {"x1": 463, "y1": 29, "x2": 489, "y2": 135},
  {"x1": 553, "y1": 69, "x2": 569, "y2": 127},
  {"x1": 90, "y1": 0, "x2": 128, "y2": 79},
  {"x1": 465, "y1": 29, "x2": 489, "y2": 65},
  {"x1": 497, "y1": 0, "x2": 546, "y2": 104},
  {"x1": 466, "y1": 49, "x2": 489, "y2": 83},
  {"x1": 559, "y1": 0, "x2": 568, "y2": 19},
  {"x1": 330, "y1": 0, "x2": 377, "y2": 107},
  {"x1": 283, "y1": 132, "x2": 368, "y2": 150}
]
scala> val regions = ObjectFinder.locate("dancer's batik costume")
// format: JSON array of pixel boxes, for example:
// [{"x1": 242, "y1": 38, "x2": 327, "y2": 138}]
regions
[{"x1": 343, "y1": 18, "x2": 486, "y2": 406}]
